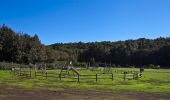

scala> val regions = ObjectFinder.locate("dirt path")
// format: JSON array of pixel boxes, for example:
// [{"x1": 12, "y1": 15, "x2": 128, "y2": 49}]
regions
[{"x1": 0, "y1": 88, "x2": 169, "y2": 100}]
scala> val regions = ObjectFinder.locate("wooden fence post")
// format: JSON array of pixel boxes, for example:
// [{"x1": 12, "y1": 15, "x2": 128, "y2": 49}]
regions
[
  {"x1": 111, "y1": 73, "x2": 114, "y2": 81},
  {"x1": 59, "y1": 74, "x2": 61, "y2": 80},
  {"x1": 30, "y1": 71, "x2": 31, "y2": 77},
  {"x1": 136, "y1": 73, "x2": 139, "y2": 80},
  {"x1": 124, "y1": 72, "x2": 126, "y2": 80},
  {"x1": 139, "y1": 72, "x2": 142, "y2": 78},
  {"x1": 35, "y1": 72, "x2": 36, "y2": 78},
  {"x1": 19, "y1": 68, "x2": 21, "y2": 76},
  {"x1": 78, "y1": 74, "x2": 80, "y2": 82},
  {"x1": 133, "y1": 73, "x2": 135, "y2": 80}
]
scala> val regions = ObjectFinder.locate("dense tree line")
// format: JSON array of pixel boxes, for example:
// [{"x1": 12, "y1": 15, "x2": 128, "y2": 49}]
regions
[
  {"x1": 51, "y1": 38, "x2": 170, "y2": 68},
  {"x1": 1, "y1": 25, "x2": 170, "y2": 68},
  {"x1": 0, "y1": 25, "x2": 65, "y2": 64}
]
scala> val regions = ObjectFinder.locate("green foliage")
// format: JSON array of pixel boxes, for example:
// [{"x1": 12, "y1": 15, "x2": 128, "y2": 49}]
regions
[
  {"x1": 129, "y1": 65, "x2": 135, "y2": 68},
  {"x1": 0, "y1": 25, "x2": 57, "y2": 65},
  {"x1": 116, "y1": 65, "x2": 121, "y2": 68},
  {"x1": 73, "y1": 62, "x2": 87, "y2": 67},
  {"x1": 143, "y1": 64, "x2": 160, "y2": 69},
  {"x1": 51, "y1": 38, "x2": 170, "y2": 68},
  {"x1": 0, "y1": 62, "x2": 28, "y2": 70},
  {"x1": 45, "y1": 63, "x2": 57, "y2": 69},
  {"x1": 1, "y1": 25, "x2": 170, "y2": 69}
]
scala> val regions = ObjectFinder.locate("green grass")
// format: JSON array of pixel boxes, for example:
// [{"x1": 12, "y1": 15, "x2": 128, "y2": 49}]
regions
[{"x1": 0, "y1": 68, "x2": 170, "y2": 93}]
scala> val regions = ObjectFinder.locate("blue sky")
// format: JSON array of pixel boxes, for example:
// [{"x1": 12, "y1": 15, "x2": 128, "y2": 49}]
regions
[{"x1": 0, "y1": 0, "x2": 170, "y2": 44}]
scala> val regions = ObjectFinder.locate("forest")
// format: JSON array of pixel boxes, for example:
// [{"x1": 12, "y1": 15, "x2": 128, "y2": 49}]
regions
[{"x1": 0, "y1": 25, "x2": 170, "y2": 68}]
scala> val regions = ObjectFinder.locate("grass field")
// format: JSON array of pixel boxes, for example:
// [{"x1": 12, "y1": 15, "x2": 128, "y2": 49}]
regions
[{"x1": 0, "y1": 68, "x2": 170, "y2": 93}]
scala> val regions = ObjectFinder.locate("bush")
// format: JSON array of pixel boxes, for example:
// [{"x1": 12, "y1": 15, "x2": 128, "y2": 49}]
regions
[
  {"x1": 95, "y1": 63, "x2": 100, "y2": 67},
  {"x1": 112, "y1": 64, "x2": 116, "y2": 68},
  {"x1": 45, "y1": 64, "x2": 56, "y2": 69},
  {"x1": 0, "y1": 62, "x2": 28, "y2": 70},
  {"x1": 129, "y1": 65, "x2": 135, "y2": 68},
  {"x1": 116, "y1": 65, "x2": 121, "y2": 68},
  {"x1": 73, "y1": 62, "x2": 87, "y2": 68},
  {"x1": 145, "y1": 64, "x2": 160, "y2": 69},
  {"x1": 155, "y1": 65, "x2": 160, "y2": 69}
]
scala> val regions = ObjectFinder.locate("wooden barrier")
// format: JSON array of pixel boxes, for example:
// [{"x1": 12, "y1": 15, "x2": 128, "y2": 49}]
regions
[
  {"x1": 20, "y1": 70, "x2": 31, "y2": 78},
  {"x1": 77, "y1": 73, "x2": 114, "y2": 82},
  {"x1": 42, "y1": 72, "x2": 138, "y2": 82},
  {"x1": 11, "y1": 67, "x2": 32, "y2": 78},
  {"x1": 11, "y1": 68, "x2": 142, "y2": 82},
  {"x1": 35, "y1": 71, "x2": 45, "y2": 78}
]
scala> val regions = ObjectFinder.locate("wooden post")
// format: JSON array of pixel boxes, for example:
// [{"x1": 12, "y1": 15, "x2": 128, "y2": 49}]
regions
[
  {"x1": 111, "y1": 73, "x2": 114, "y2": 81},
  {"x1": 19, "y1": 68, "x2": 21, "y2": 76},
  {"x1": 30, "y1": 71, "x2": 31, "y2": 78},
  {"x1": 139, "y1": 72, "x2": 142, "y2": 78},
  {"x1": 96, "y1": 74, "x2": 98, "y2": 82},
  {"x1": 136, "y1": 73, "x2": 139, "y2": 80},
  {"x1": 124, "y1": 72, "x2": 126, "y2": 80},
  {"x1": 78, "y1": 74, "x2": 80, "y2": 82},
  {"x1": 59, "y1": 74, "x2": 61, "y2": 80},
  {"x1": 35, "y1": 72, "x2": 36, "y2": 78}
]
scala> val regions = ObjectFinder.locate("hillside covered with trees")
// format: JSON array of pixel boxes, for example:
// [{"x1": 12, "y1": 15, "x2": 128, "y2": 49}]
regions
[
  {"x1": 51, "y1": 38, "x2": 170, "y2": 68},
  {"x1": 0, "y1": 25, "x2": 170, "y2": 68}
]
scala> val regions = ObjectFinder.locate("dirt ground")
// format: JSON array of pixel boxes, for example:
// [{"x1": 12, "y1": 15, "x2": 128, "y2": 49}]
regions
[{"x1": 0, "y1": 88, "x2": 170, "y2": 100}]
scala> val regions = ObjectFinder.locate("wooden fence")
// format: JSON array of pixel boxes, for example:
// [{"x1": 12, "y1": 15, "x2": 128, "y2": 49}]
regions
[
  {"x1": 11, "y1": 67, "x2": 32, "y2": 78},
  {"x1": 34, "y1": 71, "x2": 141, "y2": 82},
  {"x1": 11, "y1": 67, "x2": 142, "y2": 82}
]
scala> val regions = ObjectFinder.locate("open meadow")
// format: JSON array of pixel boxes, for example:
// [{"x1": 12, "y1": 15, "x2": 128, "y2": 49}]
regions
[{"x1": 0, "y1": 68, "x2": 170, "y2": 100}]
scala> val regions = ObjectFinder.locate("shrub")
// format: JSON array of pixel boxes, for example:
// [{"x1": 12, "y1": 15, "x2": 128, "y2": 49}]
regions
[
  {"x1": 73, "y1": 62, "x2": 87, "y2": 68},
  {"x1": 0, "y1": 62, "x2": 28, "y2": 70},
  {"x1": 112, "y1": 64, "x2": 116, "y2": 68},
  {"x1": 155, "y1": 65, "x2": 160, "y2": 69},
  {"x1": 116, "y1": 65, "x2": 121, "y2": 68},
  {"x1": 129, "y1": 65, "x2": 135, "y2": 68},
  {"x1": 146, "y1": 64, "x2": 161, "y2": 69}
]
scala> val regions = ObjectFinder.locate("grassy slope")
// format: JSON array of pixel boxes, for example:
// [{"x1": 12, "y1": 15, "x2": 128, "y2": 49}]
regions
[{"x1": 0, "y1": 68, "x2": 170, "y2": 93}]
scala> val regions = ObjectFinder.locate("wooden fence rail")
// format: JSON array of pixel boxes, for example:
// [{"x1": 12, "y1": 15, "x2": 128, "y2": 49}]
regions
[{"x1": 32, "y1": 70, "x2": 142, "y2": 82}]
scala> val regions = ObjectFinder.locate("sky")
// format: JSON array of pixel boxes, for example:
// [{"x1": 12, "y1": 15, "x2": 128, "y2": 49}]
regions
[{"x1": 0, "y1": 0, "x2": 170, "y2": 45}]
